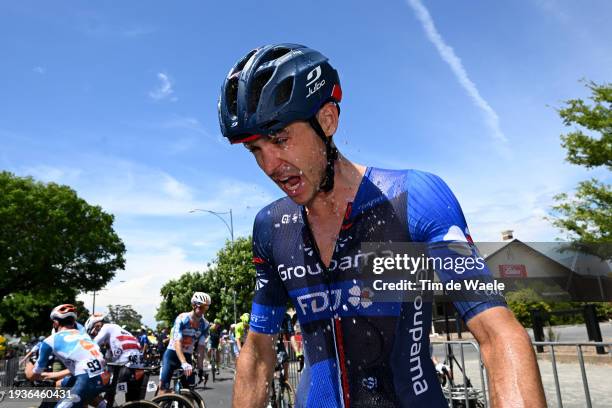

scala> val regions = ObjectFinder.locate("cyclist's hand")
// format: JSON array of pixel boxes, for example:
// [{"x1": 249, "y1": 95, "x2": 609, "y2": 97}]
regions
[{"x1": 181, "y1": 362, "x2": 193, "y2": 376}]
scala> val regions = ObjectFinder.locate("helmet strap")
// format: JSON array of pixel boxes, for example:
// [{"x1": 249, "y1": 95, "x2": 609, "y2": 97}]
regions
[{"x1": 308, "y1": 116, "x2": 338, "y2": 193}]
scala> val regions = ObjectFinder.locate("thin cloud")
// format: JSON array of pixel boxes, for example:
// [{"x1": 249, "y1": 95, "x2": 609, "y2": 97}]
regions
[
  {"x1": 149, "y1": 72, "x2": 176, "y2": 102},
  {"x1": 32, "y1": 66, "x2": 46, "y2": 74},
  {"x1": 406, "y1": 0, "x2": 508, "y2": 144}
]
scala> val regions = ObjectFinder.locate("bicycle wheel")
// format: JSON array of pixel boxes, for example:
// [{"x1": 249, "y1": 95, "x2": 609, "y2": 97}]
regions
[
  {"x1": 152, "y1": 393, "x2": 195, "y2": 408},
  {"x1": 279, "y1": 381, "x2": 295, "y2": 408},
  {"x1": 179, "y1": 389, "x2": 207, "y2": 408},
  {"x1": 122, "y1": 400, "x2": 160, "y2": 408}
]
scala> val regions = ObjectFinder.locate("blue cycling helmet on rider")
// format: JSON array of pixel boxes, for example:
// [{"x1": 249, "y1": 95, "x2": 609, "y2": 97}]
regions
[{"x1": 218, "y1": 43, "x2": 343, "y2": 192}]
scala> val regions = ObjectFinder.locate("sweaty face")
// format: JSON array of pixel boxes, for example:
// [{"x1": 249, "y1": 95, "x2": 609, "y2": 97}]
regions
[
  {"x1": 244, "y1": 122, "x2": 327, "y2": 206},
  {"x1": 193, "y1": 303, "x2": 208, "y2": 317}
]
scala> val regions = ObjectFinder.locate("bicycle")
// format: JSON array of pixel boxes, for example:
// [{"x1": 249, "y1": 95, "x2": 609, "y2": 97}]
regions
[
  {"x1": 438, "y1": 365, "x2": 485, "y2": 408},
  {"x1": 208, "y1": 350, "x2": 219, "y2": 383},
  {"x1": 267, "y1": 351, "x2": 295, "y2": 408},
  {"x1": 104, "y1": 361, "x2": 160, "y2": 408},
  {"x1": 153, "y1": 368, "x2": 207, "y2": 408}
]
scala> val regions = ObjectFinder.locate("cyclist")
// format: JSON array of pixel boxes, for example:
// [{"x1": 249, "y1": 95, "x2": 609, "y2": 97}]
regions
[
  {"x1": 233, "y1": 313, "x2": 249, "y2": 356},
  {"x1": 85, "y1": 312, "x2": 144, "y2": 402},
  {"x1": 137, "y1": 329, "x2": 149, "y2": 356},
  {"x1": 26, "y1": 304, "x2": 107, "y2": 408},
  {"x1": 218, "y1": 43, "x2": 546, "y2": 407},
  {"x1": 228, "y1": 324, "x2": 237, "y2": 357},
  {"x1": 207, "y1": 319, "x2": 222, "y2": 375},
  {"x1": 158, "y1": 292, "x2": 210, "y2": 395},
  {"x1": 275, "y1": 312, "x2": 298, "y2": 384}
]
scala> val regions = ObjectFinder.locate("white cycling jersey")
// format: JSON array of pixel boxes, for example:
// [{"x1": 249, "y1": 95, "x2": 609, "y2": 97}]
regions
[{"x1": 93, "y1": 323, "x2": 142, "y2": 365}]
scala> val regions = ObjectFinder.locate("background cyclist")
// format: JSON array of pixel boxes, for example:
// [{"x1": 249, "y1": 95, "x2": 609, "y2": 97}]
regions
[
  {"x1": 26, "y1": 304, "x2": 106, "y2": 408},
  {"x1": 85, "y1": 312, "x2": 144, "y2": 402},
  {"x1": 233, "y1": 313, "x2": 249, "y2": 356},
  {"x1": 207, "y1": 319, "x2": 222, "y2": 375},
  {"x1": 158, "y1": 292, "x2": 210, "y2": 395}
]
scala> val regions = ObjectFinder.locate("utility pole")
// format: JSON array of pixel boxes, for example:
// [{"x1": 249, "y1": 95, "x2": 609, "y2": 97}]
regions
[{"x1": 190, "y1": 208, "x2": 236, "y2": 323}]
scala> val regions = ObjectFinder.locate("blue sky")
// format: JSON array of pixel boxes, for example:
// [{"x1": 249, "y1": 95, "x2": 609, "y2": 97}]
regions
[{"x1": 2, "y1": 0, "x2": 611, "y2": 326}]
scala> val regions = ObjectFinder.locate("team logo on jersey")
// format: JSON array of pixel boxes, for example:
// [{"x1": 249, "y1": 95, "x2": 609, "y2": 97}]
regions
[
  {"x1": 348, "y1": 285, "x2": 373, "y2": 309},
  {"x1": 281, "y1": 213, "x2": 302, "y2": 224},
  {"x1": 362, "y1": 376, "x2": 378, "y2": 390},
  {"x1": 255, "y1": 271, "x2": 269, "y2": 290}
]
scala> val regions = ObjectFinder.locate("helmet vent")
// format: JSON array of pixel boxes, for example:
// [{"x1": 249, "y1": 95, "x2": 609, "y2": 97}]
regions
[
  {"x1": 274, "y1": 77, "x2": 294, "y2": 106},
  {"x1": 225, "y1": 76, "x2": 239, "y2": 117},
  {"x1": 235, "y1": 49, "x2": 257, "y2": 73},
  {"x1": 259, "y1": 47, "x2": 292, "y2": 65},
  {"x1": 248, "y1": 70, "x2": 274, "y2": 113}
]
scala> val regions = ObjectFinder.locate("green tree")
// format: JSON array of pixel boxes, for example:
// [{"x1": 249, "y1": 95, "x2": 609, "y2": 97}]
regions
[
  {"x1": 107, "y1": 305, "x2": 143, "y2": 333},
  {"x1": 550, "y1": 81, "x2": 612, "y2": 259},
  {"x1": 156, "y1": 237, "x2": 256, "y2": 326},
  {"x1": 0, "y1": 172, "x2": 126, "y2": 302},
  {"x1": 0, "y1": 288, "x2": 89, "y2": 336}
]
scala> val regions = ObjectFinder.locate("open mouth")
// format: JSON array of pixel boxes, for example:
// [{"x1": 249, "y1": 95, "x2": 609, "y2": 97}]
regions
[{"x1": 278, "y1": 175, "x2": 302, "y2": 194}]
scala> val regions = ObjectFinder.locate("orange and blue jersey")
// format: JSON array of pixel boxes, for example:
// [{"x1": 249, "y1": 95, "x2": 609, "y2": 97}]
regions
[{"x1": 168, "y1": 312, "x2": 209, "y2": 354}]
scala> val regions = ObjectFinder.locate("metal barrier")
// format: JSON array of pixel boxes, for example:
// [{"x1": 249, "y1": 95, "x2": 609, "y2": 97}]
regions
[
  {"x1": 223, "y1": 336, "x2": 610, "y2": 407},
  {"x1": 532, "y1": 341, "x2": 612, "y2": 408},
  {"x1": 431, "y1": 340, "x2": 488, "y2": 408},
  {"x1": 0, "y1": 357, "x2": 19, "y2": 387}
]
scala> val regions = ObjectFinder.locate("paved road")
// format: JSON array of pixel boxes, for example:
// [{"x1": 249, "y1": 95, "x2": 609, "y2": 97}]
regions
[{"x1": 194, "y1": 367, "x2": 235, "y2": 408}]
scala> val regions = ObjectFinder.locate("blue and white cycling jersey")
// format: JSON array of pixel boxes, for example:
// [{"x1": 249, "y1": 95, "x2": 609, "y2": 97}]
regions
[
  {"x1": 33, "y1": 329, "x2": 105, "y2": 377},
  {"x1": 250, "y1": 168, "x2": 507, "y2": 408},
  {"x1": 167, "y1": 312, "x2": 210, "y2": 354}
]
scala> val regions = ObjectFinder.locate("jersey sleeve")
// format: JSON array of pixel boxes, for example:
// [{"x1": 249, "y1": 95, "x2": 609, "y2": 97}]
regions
[
  {"x1": 249, "y1": 208, "x2": 289, "y2": 335},
  {"x1": 33, "y1": 339, "x2": 53, "y2": 374},
  {"x1": 406, "y1": 170, "x2": 507, "y2": 322},
  {"x1": 93, "y1": 325, "x2": 110, "y2": 346},
  {"x1": 171, "y1": 315, "x2": 184, "y2": 342}
]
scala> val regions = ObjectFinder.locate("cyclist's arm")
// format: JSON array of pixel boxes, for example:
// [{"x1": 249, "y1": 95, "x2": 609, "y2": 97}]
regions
[
  {"x1": 30, "y1": 341, "x2": 53, "y2": 381},
  {"x1": 24, "y1": 360, "x2": 36, "y2": 381},
  {"x1": 196, "y1": 333, "x2": 207, "y2": 370},
  {"x1": 41, "y1": 368, "x2": 70, "y2": 381},
  {"x1": 232, "y1": 331, "x2": 276, "y2": 408},
  {"x1": 468, "y1": 307, "x2": 546, "y2": 407},
  {"x1": 174, "y1": 339, "x2": 188, "y2": 364}
]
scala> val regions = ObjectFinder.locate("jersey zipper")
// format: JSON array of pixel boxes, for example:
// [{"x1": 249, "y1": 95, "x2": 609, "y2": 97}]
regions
[{"x1": 300, "y1": 204, "x2": 354, "y2": 408}]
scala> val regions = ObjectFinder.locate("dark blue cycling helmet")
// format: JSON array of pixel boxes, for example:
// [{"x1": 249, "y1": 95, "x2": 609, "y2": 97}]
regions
[
  {"x1": 218, "y1": 43, "x2": 342, "y2": 144},
  {"x1": 218, "y1": 43, "x2": 342, "y2": 192}
]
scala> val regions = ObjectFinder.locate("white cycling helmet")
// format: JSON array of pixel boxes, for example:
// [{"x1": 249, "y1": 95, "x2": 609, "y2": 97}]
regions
[
  {"x1": 191, "y1": 292, "x2": 211, "y2": 305},
  {"x1": 50, "y1": 304, "x2": 77, "y2": 320},
  {"x1": 85, "y1": 312, "x2": 107, "y2": 334}
]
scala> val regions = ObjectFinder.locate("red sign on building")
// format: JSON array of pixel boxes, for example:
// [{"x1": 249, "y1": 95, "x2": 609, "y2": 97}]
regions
[{"x1": 499, "y1": 264, "x2": 527, "y2": 278}]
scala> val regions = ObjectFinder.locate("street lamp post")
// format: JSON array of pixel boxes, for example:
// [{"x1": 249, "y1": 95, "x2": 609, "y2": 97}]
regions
[
  {"x1": 92, "y1": 280, "x2": 125, "y2": 314},
  {"x1": 189, "y1": 208, "x2": 236, "y2": 323}
]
